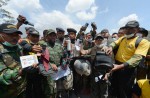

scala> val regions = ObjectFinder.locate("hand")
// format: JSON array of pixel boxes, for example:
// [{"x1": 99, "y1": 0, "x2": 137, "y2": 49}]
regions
[
  {"x1": 32, "y1": 63, "x2": 39, "y2": 68},
  {"x1": 61, "y1": 64, "x2": 67, "y2": 70},
  {"x1": 32, "y1": 45, "x2": 42, "y2": 53},
  {"x1": 106, "y1": 47, "x2": 113, "y2": 55},
  {"x1": 36, "y1": 52, "x2": 42, "y2": 57},
  {"x1": 110, "y1": 64, "x2": 124, "y2": 73},
  {"x1": 51, "y1": 64, "x2": 58, "y2": 71},
  {"x1": 101, "y1": 46, "x2": 108, "y2": 52},
  {"x1": 63, "y1": 40, "x2": 67, "y2": 47},
  {"x1": 17, "y1": 15, "x2": 26, "y2": 23},
  {"x1": 18, "y1": 69, "x2": 22, "y2": 76},
  {"x1": 103, "y1": 73, "x2": 110, "y2": 81}
]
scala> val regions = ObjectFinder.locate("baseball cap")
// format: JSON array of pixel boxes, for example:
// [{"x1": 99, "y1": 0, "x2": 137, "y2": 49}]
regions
[
  {"x1": 0, "y1": 23, "x2": 22, "y2": 34},
  {"x1": 29, "y1": 30, "x2": 40, "y2": 36},
  {"x1": 124, "y1": 20, "x2": 139, "y2": 28},
  {"x1": 47, "y1": 29, "x2": 56, "y2": 35}
]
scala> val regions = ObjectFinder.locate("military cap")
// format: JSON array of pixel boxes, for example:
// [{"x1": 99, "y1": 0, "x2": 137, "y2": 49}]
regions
[
  {"x1": 47, "y1": 29, "x2": 56, "y2": 35},
  {"x1": 95, "y1": 35, "x2": 104, "y2": 40},
  {"x1": 101, "y1": 29, "x2": 109, "y2": 33},
  {"x1": 124, "y1": 20, "x2": 139, "y2": 28},
  {"x1": 29, "y1": 30, "x2": 40, "y2": 36},
  {"x1": 56, "y1": 27, "x2": 65, "y2": 32},
  {"x1": 67, "y1": 28, "x2": 77, "y2": 34},
  {"x1": 0, "y1": 23, "x2": 22, "y2": 34}
]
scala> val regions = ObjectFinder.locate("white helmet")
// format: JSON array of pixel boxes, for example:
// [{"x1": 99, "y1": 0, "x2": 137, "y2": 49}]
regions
[
  {"x1": 74, "y1": 59, "x2": 91, "y2": 76},
  {"x1": 63, "y1": 70, "x2": 73, "y2": 90}
]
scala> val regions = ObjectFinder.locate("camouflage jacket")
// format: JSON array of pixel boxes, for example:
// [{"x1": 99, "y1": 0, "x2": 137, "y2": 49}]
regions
[
  {"x1": 0, "y1": 43, "x2": 26, "y2": 98},
  {"x1": 40, "y1": 42, "x2": 63, "y2": 66}
]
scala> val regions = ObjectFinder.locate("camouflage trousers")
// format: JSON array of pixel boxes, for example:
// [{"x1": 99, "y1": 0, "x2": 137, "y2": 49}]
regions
[{"x1": 43, "y1": 76, "x2": 57, "y2": 98}]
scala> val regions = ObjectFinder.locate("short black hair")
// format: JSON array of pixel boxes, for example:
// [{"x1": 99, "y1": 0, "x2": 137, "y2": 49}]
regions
[
  {"x1": 119, "y1": 27, "x2": 126, "y2": 30},
  {"x1": 112, "y1": 33, "x2": 118, "y2": 36}
]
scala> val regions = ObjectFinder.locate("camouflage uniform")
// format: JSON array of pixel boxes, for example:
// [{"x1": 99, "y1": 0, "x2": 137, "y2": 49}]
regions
[
  {"x1": 0, "y1": 44, "x2": 26, "y2": 98},
  {"x1": 56, "y1": 39, "x2": 63, "y2": 45},
  {"x1": 40, "y1": 42, "x2": 63, "y2": 98}
]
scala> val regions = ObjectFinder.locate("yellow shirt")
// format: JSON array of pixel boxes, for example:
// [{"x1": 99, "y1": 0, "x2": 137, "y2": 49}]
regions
[
  {"x1": 137, "y1": 79, "x2": 150, "y2": 98},
  {"x1": 115, "y1": 37, "x2": 149, "y2": 63}
]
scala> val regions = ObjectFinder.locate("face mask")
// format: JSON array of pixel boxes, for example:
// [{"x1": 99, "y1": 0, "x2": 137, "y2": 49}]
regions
[
  {"x1": 112, "y1": 38, "x2": 117, "y2": 41},
  {"x1": 87, "y1": 38, "x2": 92, "y2": 42},
  {"x1": 3, "y1": 41, "x2": 17, "y2": 47},
  {"x1": 136, "y1": 33, "x2": 143, "y2": 38},
  {"x1": 0, "y1": 34, "x2": 18, "y2": 47},
  {"x1": 125, "y1": 33, "x2": 135, "y2": 38}
]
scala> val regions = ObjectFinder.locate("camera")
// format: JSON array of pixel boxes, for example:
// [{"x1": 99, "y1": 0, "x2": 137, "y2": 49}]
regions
[
  {"x1": 81, "y1": 23, "x2": 89, "y2": 31},
  {"x1": 17, "y1": 15, "x2": 34, "y2": 26},
  {"x1": 91, "y1": 22, "x2": 97, "y2": 29}
]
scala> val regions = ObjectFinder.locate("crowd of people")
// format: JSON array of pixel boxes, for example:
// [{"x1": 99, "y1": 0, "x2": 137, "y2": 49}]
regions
[{"x1": 0, "y1": 15, "x2": 150, "y2": 98}]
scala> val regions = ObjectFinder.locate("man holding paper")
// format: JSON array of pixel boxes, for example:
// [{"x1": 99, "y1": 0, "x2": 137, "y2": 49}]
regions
[
  {"x1": 0, "y1": 23, "x2": 26, "y2": 98},
  {"x1": 40, "y1": 29, "x2": 63, "y2": 98}
]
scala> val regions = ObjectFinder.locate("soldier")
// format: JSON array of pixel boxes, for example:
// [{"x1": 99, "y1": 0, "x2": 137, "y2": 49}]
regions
[
  {"x1": 39, "y1": 29, "x2": 63, "y2": 98},
  {"x1": 106, "y1": 20, "x2": 150, "y2": 98},
  {"x1": 56, "y1": 27, "x2": 65, "y2": 45},
  {"x1": 67, "y1": 28, "x2": 77, "y2": 44},
  {"x1": 0, "y1": 23, "x2": 26, "y2": 98},
  {"x1": 19, "y1": 29, "x2": 44, "y2": 98},
  {"x1": 38, "y1": 29, "x2": 48, "y2": 45}
]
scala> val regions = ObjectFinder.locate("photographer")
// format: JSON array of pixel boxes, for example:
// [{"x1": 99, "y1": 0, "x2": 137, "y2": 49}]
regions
[{"x1": 76, "y1": 23, "x2": 89, "y2": 41}]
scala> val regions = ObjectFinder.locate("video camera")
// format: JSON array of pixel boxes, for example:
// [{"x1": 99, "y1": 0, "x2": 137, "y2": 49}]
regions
[
  {"x1": 81, "y1": 23, "x2": 89, "y2": 31},
  {"x1": 17, "y1": 15, "x2": 34, "y2": 26},
  {"x1": 91, "y1": 22, "x2": 97, "y2": 30}
]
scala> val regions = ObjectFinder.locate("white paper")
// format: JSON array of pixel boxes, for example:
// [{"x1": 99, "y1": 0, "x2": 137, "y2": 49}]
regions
[
  {"x1": 20, "y1": 54, "x2": 39, "y2": 68},
  {"x1": 50, "y1": 66, "x2": 71, "y2": 80}
]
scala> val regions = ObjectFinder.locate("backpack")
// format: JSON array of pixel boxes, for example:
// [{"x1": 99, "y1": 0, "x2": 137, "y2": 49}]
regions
[{"x1": 94, "y1": 51, "x2": 113, "y2": 70}]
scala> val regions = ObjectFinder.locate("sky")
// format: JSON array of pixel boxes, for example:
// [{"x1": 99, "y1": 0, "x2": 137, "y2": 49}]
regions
[{"x1": 1, "y1": 0, "x2": 150, "y2": 36}]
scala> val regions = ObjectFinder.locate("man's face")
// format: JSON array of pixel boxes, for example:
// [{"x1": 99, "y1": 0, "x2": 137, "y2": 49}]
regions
[
  {"x1": 47, "y1": 33, "x2": 57, "y2": 43},
  {"x1": 101, "y1": 32, "x2": 109, "y2": 38},
  {"x1": 118, "y1": 29, "x2": 125, "y2": 37},
  {"x1": 112, "y1": 34, "x2": 118, "y2": 39},
  {"x1": 57, "y1": 32, "x2": 64, "y2": 39},
  {"x1": 125, "y1": 27, "x2": 138, "y2": 35},
  {"x1": 95, "y1": 39, "x2": 103, "y2": 45},
  {"x1": 86, "y1": 33, "x2": 92, "y2": 40},
  {"x1": 28, "y1": 34, "x2": 40, "y2": 44},
  {"x1": 1, "y1": 32, "x2": 20, "y2": 45},
  {"x1": 69, "y1": 32, "x2": 76, "y2": 40}
]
